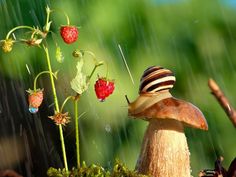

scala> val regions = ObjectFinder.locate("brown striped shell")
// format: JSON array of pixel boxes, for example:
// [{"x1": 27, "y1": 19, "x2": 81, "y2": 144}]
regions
[{"x1": 139, "y1": 66, "x2": 176, "y2": 94}]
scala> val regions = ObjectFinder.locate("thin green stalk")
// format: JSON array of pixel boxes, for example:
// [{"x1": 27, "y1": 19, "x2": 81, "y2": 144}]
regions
[
  {"x1": 88, "y1": 62, "x2": 104, "y2": 79},
  {"x1": 84, "y1": 50, "x2": 96, "y2": 59},
  {"x1": 45, "y1": 6, "x2": 51, "y2": 26},
  {"x1": 33, "y1": 71, "x2": 57, "y2": 91},
  {"x1": 43, "y1": 6, "x2": 52, "y2": 33},
  {"x1": 51, "y1": 8, "x2": 70, "y2": 25},
  {"x1": 43, "y1": 46, "x2": 68, "y2": 172},
  {"x1": 88, "y1": 65, "x2": 98, "y2": 79},
  {"x1": 105, "y1": 61, "x2": 108, "y2": 79},
  {"x1": 60, "y1": 96, "x2": 74, "y2": 112},
  {"x1": 6, "y1": 26, "x2": 35, "y2": 39},
  {"x1": 74, "y1": 97, "x2": 80, "y2": 168}
]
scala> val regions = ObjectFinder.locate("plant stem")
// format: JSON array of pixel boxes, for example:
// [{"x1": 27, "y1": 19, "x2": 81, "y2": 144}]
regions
[
  {"x1": 105, "y1": 61, "x2": 109, "y2": 79},
  {"x1": 74, "y1": 96, "x2": 80, "y2": 168},
  {"x1": 84, "y1": 50, "x2": 96, "y2": 59},
  {"x1": 208, "y1": 78, "x2": 236, "y2": 127},
  {"x1": 88, "y1": 62, "x2": 104, "y2": 79},
  {"x1": 45, "y1": 6, "x2": 51, "y2": 26},
  {"x1": 43, "y1": 46, "x2": 68, "y2": 171},
  {"x1": 6, "y1": 26, "x2": 45, "y2": 39},
  {"x1": 6, "y1": 26, "x2": 35, "y2": 39},
  {"x1": 79, "y1": 50, "x2": 103, "y2": 79},
  {"x1": 33, "y1": 71, "x2": 57, "y2": 91},
  {"x1": 89, "y1": 65, "x2": 98, "y2": 79},
  {"x1": 60, "y1": 96, "x2": 74, "y2": 112},
  {"x1": 51, "y1": 8, "x2": 70, "y2": 25}
]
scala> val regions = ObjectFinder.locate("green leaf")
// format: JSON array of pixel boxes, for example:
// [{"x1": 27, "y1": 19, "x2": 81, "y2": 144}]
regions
[{"x1": 70, "y1": 59, "x2": 89, "y2": 94}]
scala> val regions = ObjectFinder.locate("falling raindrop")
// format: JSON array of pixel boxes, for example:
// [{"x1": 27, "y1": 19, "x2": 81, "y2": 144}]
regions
[
  {"x1": 25, "y1": 64, "x2": 31, "y2": 75},
  {"x1": 48, "y1": 102, "x2": 55, "y2": 108},
  {"x1": 105, "y1": 124, "x2": 111, "y2": 133}
]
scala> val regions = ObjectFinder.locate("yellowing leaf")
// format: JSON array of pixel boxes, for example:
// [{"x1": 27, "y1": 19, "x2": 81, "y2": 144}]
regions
[{"x1": 70, "y1": 59, "x2": 89, "y2": 94}]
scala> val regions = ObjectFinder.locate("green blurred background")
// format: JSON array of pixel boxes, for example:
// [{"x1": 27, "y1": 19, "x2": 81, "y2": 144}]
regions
[{"x1": 1, "y1": 0, "x2": 236, "y2": 176}]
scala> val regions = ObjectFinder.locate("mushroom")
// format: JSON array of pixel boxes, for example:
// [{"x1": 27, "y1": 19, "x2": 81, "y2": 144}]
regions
[{"x1": 128, "y1": 66, "x2": 208, "y2": 177}]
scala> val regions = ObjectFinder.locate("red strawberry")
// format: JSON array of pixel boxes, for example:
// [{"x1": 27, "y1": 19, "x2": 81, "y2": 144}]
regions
[
  {"x1": 27, "y1": 89, "x2": 44, "y2": 113},
  {"x1": 94, "y1": 78, "x2": 115, "y2": 102},
  {"x1": 60, "y1": 26, "x2": 78, "y2": 44}
]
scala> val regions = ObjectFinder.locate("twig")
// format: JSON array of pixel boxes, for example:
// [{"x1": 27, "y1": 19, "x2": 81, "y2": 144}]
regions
[{"x1": 208, "y1": 78, "x2": 236, "y2": 127}]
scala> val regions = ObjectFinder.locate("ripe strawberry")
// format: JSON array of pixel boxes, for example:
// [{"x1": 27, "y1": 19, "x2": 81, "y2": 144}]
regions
[
  {"x1": 60, "y1": 26, "x2": 78, "y2": 44},
  {"x1": 94, "y1": 78, "x2": 115, "y2": 102},
  {"x1": 27, "y1": 89, "x2": 44, "y2": 113}
]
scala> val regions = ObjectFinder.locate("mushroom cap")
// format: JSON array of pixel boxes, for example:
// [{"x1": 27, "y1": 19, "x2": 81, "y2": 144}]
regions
[{"x1": 129, "y1": 97, "x2": 208, "y2": 130}]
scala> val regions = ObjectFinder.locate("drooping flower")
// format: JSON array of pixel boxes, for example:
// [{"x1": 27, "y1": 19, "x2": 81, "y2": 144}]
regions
[
  {"x1": 1, "y1": 39, "x2": 14, "y2": 53},
  {"x1": 22, "y1": 38, "x2": 43, "y2": 46},
  {"x1": 48, "y1": 111, "x2": 70, "y2": 126}
]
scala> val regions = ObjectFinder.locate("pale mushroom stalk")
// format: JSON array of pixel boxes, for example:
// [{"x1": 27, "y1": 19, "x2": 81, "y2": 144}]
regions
[
  {"x1": 137, "y1": 118, "x2": 191, "y2": 177},
  {"x1": 128, "y1": 66, "x2": 208, "y2": 177}
]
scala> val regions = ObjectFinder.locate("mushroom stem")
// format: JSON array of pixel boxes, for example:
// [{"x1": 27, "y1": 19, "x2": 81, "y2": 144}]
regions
[{"x1": 136, "y1": 119, "x2": 191, "y2": 177}]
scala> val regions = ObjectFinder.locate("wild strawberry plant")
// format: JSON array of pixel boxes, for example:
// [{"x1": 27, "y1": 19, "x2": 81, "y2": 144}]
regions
[{"x1": 0, "y1": 5, "x2": 149, "y2": 177}]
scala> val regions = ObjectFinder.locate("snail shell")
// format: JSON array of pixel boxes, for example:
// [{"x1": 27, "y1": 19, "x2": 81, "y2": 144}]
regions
[{"x1": 139, "y1": 66, "x2": 176, "y2": 94}]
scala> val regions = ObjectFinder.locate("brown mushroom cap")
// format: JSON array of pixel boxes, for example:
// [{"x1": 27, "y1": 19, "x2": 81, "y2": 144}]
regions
[{"x1": 129, "y1": 97, "x2": 208, "y2": 130}]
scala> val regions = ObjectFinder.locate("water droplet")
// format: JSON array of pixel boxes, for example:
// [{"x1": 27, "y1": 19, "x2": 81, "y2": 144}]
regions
[
  {"x1": 29, "y1": 107, "x2": 38, "y2": 114},
  {"x1": 105, "y1": 124, "x2": 111, "y2": 133},
  {"x1": 99, "y1": 98, "x2": 105, "y2": 102}
]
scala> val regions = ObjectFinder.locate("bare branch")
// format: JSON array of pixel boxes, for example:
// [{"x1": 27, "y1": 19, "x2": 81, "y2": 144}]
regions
[{"x1": 208, "y1": 78, "x2": 236, "y2": 127}]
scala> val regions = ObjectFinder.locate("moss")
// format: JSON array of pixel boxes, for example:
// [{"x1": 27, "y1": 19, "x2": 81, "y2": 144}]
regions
[{"x1": 47, "y1": 160, "x2": 150, "y2": 177}]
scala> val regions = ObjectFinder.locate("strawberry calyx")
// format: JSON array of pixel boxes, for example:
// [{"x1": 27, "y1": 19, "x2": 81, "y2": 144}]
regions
[{"x1": 26, "y1": 88, "x2": 44, "y2": 94}]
